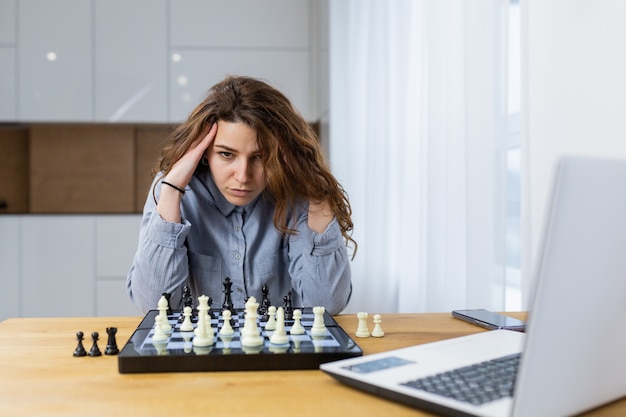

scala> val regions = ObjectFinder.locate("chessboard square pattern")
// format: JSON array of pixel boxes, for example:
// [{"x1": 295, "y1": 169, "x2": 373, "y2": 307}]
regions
[{"x1": 118, "y1": 308, "x2": 362, "y2": 373}]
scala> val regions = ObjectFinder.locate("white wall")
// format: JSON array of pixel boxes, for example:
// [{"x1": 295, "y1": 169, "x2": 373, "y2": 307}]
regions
[{"x1": 522, "y1": 0, "x2": 626, "y2": 303}]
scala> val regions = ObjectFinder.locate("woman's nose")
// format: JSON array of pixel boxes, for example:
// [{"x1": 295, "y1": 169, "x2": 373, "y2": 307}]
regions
[{"x1": 234, "y1": 160, "x2": 250, "y2": 182}]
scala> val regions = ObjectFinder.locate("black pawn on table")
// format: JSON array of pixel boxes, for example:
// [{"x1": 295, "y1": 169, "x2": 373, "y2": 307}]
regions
[
  {"x1": 104, "y1": 327, "x2": 119, "y2": 355},
  {"x1": 73, "y1": 331, "x2": 87, "y2": 357},
  {"x1": 88, "y1": 331, "x2": 102, "y2": 357}
]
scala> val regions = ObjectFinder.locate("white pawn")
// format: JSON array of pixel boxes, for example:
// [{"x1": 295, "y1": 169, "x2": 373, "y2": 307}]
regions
[
  {"x1": 219, "y1": 310, "x2": 235, "y2": 336},
  {"x1": 356, "y1": 312, "x2": 370, "y2": 338},
  {"x1": 371, "y1": 314, "x2": 384, "y2": 337},
  {"x1": 310, "y1": 306, "x2": 327, "y2": 336},
  {"x1": 269, "y1": 307, "x2": 289, "y2": 345},
  {"x1": 265, "y1": 306, "x2": 277, "y2": 331},
  {"x1": 180, "y1": 306, "x2": 194, "y2": 332},
  {"x1": 157, "y1": 295, "x2": 172, "y2": 334},
  {"x1": 289, "y1": 309, "x2": 305, "y2": 335}
]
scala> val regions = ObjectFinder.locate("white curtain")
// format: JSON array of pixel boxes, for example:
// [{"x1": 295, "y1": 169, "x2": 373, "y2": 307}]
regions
[{"x1": 329, "y1": 0, "x2": 510, "y2": 313}]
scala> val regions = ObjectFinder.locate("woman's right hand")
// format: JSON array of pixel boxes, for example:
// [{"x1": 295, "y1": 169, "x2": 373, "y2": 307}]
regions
[
  {"x1": 157, "y1": 123, "x2": 218, "y2": 223},
  {"x1": 163, "y1": 123, "x2": 217, "y2": 188}
]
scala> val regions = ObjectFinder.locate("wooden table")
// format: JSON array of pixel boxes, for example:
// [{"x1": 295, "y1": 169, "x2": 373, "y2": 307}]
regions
[{"x1": 0, "y1": 312, "x2": 623, "y2": 416}]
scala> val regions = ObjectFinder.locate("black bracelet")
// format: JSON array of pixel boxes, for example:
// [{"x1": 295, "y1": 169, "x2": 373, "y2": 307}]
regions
[{"x1": 161, "y1": 180, "x2": 186, "y2": 195}]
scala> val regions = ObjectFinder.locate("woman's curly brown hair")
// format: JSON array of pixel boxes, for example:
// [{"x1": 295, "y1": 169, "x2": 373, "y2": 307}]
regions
[{"x1": 154, "y1": 75, "x2": 356, "y2": 256}]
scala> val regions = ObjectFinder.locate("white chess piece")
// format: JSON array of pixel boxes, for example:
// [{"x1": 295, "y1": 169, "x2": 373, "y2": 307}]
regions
[
  {"x1": 310, "y1": 306, "x2": 327, "y2": 336},
  {"x1": 270, "y1": 307, "x2": 289, "y2": 344},
  {"x1": 152, "y1": 315, "x2": 169, "y2": 342},
  {"x1": 180, "y1": 306, "x2": 194, "y2": 332},
  {"x1": 371, "y1": 314, "x2": 384, "y2": 337},
  {"x1": 356, "y1": 312, "x2": 370, "y2": 337},
  {"x1": 265, "y1": 306, "x2": 277, "y2": 331},
  {"x1": 241, "y1": 297, "x2": 264, "y2": 347},
  {"x1": 219, "y1": 310, "x2": 235, "y2": 336},
  {"x1": 289, "y1": 309, "x2": 305, "y2": 335},
  {"x1": 193, "y1": 295, "x2": 214, "y2": 347},
  {"x1": 157, "y1": 295, "x2": 172, "y2": 334}
]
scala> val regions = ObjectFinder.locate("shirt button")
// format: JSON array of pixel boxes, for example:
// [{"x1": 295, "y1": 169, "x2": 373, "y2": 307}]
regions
[
  {"x1": 235, "y1": 253, "x2": 241, "y2": 259},
  {"x1": 235, "y1": 226, "x2": 241, "y2": 231}
]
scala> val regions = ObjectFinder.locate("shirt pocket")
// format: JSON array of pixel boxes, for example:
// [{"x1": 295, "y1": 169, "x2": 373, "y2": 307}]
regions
[
  {"x1": 188, "y1": 251, "x2": 221, "y2": 276},
  {"x1": 188, "y1": 251, "x2": 224, "y2": 300},
  {"x1": 254, "y1": 253, "x2": 291, "y2": 294}
]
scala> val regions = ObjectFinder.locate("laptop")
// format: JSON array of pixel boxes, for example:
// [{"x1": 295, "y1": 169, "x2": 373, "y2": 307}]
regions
[{"x1": 321, "y1": 156, "x2": 626, "y2": 417}]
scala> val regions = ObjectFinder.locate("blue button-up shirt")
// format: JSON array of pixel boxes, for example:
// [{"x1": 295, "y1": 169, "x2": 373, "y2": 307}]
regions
[{"x1": 127, "y1": 164, "x2": 352, "y2": 315}]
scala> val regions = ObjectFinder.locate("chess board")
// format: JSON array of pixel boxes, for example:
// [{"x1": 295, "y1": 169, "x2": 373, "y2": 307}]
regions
[{"x1": 117, "y1": 308, "x2": 363, "y2": 373}]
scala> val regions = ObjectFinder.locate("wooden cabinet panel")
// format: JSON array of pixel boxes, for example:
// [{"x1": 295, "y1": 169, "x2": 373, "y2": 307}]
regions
[
  {"x1": 29, "y1": 125, "x2": 134, "y2": 213},
  {"x1": 2, "y1": 121, "x2": 319, "y2": 214},
  {"x1": 0, "y1": 127, "x2": 29, "y2": 213}
]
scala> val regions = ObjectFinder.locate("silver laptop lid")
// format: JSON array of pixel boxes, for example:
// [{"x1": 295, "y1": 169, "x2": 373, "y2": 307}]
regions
[{"x1": 513, "y1": 156, "x2": 626, "y2": 417}]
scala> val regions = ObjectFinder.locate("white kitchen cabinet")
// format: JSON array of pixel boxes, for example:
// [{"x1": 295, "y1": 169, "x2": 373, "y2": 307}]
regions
[
  {"x1": 18, "y1": 0, "x2": 92, "y2": 120},
  {"x1": 20, "y1": 216, "x2": 95, "y2": 317},
  {"x1": 9, "y1": 0, "x2": 318, "y2": 123},
  {"x1": 170, "y1": 49, "x2": 311, "y2": 121},
  {"x1": 0, "y1": 216, "x2": 20, "y2": 321},
  {"x1": 0, "y1": 0, "x2": 17, "y2": 120},
  {"x1": 95, "y1": 215, "x2": 141, "y2": 278},
  {"x1": 94, "y1": 0, "x2": 167, "y2": 122},
  {"x1": 0, "y1": 0, "x2": 16, "y2": 43},
  {"x1": 95, "y1": 215, "x2": 142, "y2": 316},
  {"x1": 0, "y1": 48, "x2": 16, "y2": 120},
  {"x1": 2, "y1": 215, "x2": 145, "y2": 319},
  {"x1": 96, "y1": 280, "x2": 141, "y2": 316},
  {"x1": 170, "y1": 0, "x2": 309, "y2": 48}
]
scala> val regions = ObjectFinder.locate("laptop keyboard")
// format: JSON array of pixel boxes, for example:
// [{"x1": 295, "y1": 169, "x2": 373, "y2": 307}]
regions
[{"x1": 401, "y1": 353, "x2": 521, "y2": 406}]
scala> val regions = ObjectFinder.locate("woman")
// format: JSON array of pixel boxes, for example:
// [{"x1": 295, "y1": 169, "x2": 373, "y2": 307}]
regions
[{"x1": 127, "y1": 75, "x2": 355, "y2": 315}]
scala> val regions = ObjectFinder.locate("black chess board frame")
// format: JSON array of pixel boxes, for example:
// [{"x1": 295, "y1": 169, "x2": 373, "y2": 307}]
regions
[{"x1": 117, "y1": 308, "x2": 363, "y2": 373}]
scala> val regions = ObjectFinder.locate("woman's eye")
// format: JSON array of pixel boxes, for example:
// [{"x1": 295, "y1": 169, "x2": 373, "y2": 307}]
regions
[{"x1": 219, "y1": 152, "x2": 233, "y2": 158}]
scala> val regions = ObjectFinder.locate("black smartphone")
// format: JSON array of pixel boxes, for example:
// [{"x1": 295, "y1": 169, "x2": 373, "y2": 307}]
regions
[{"x1": 451, "y1": 309, "x2": 526, "y2": 332}]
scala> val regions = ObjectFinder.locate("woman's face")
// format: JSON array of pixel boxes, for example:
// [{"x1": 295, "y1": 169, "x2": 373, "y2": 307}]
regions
[{"x1": 207, "y1": 120, "x2": 266, "y2": 206}]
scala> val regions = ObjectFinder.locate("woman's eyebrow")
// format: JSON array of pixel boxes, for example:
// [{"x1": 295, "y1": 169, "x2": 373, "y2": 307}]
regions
[
  {"x1": 214, "y1": 144, "x2": 238, "y2": 152},
  {"x1": 214, "y1": 143, "x2": 261, "y2": 156}
]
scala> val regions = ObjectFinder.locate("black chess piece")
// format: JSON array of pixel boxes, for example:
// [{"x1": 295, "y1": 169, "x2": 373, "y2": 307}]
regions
[
  {"x1": 259, "y1": 283, "x2": 271, "y2": 320},
  {"x1": 104, "y1": 327, "x2": 119, "y2": 355},
  {"x1": 283, "y1": 291, "x2": 293, "y2": 321},
  {"x1": 207, "y1": 296, "x2": 216, "y2": 319},
  {"x1": 181, "y1": 284, "x2": 196, "y2": 320},
  {"x1": 73, "y1": 331, "x2": 87, "y2": 357},
  {"x1": 88, "y1": 331, "x2": 102, "y2": 357},
  {"x1": 221, "y1": 277, "x2": 234, "y2": 313},
  {"x1": 182, "y1": 284, "x2": 193, "y2": 308},
  {"x1": 162, "y1": 292, "x2": 173, "y2": 315}
]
